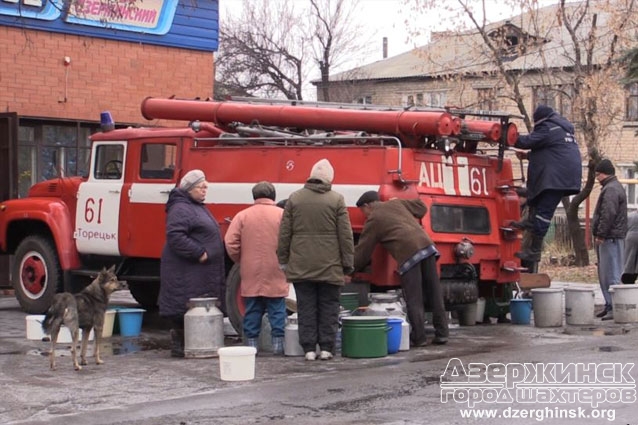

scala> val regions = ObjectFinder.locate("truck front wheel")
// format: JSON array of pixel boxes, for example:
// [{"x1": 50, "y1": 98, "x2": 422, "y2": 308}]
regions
[{"x1": 12, "y1": 236, "x2": 62, "y2": 314}]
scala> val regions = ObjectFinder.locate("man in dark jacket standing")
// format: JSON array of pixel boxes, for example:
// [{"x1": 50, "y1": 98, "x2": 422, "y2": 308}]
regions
[
  {"x1": 513, "y1": 105, "x2": 582, "y2": 262},
  {"x1": 592, "y1": 159, "x2": 628, "y2": 320},
  {"x1": 353, "y1": 191, "x2": 448, "y2": 347},
  {"x1": 159, "y1": 170, "x2": 226, "y2": 357}
]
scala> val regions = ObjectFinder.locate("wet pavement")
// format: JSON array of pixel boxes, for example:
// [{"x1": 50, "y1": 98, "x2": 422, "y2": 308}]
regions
[{"x1": 1, "y1": 282, "x2": 637, "y2": 424}]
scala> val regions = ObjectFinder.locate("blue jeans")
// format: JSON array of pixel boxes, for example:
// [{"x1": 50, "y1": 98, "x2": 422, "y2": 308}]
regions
[
  {"x1": 242, "y1": 296, "x2": 286, "y2": 338},
  {"x1": 596, "y1": 238, "x2": 625, "y2": 309}
]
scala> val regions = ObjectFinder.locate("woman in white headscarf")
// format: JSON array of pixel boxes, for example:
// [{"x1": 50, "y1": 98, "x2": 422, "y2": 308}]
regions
[{"x1": 159, "y1": 169, "x2": 225, "y2": 357}]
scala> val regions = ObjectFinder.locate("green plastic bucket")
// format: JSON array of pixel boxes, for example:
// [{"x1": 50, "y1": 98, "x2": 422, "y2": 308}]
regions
[
  {"x1": 339, "y1": 292, "x2": 360, "y2": 313},
  {"x1": 341, "y1": 316, "x2": 388, "y2": 358}
]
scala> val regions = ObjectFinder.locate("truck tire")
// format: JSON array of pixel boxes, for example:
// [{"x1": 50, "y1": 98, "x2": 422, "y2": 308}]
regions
[
  {"x1": 225, "y1": 264, "x2": 245, "y2": 336},
  {"x1": 127, "y1": 281, "x2": 159, "y2": 311},
  {"x1": 12, "y1": 236, "x2": 62, "y2": 314}
]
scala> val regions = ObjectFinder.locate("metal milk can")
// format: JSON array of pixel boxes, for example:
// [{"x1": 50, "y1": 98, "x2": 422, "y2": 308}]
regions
[
  {"x1": 184, "y1": 297, "x2": 224, "y2": 358},
  {"x1": 399, "y1": 319, "x2": 410, "y2": 351},
  {"x1": 284, "y1": 313, "x2": 304, "y2": 356},
  {"x1": 364, "y1": 292, "x2": 406, "y2": 319}
]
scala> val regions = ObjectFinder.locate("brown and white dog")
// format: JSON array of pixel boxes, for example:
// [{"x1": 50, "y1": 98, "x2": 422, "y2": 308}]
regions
[{"x1": 42, "y1": 265, "x2": 127, "y2": 370}]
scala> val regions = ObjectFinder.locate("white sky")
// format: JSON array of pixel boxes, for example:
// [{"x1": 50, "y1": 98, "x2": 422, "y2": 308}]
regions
[{"x1": 219, "y1": 0, "x2": 560, "y2": 98}]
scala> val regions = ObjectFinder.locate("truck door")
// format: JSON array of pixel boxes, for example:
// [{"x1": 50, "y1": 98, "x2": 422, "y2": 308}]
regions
[
  {"x1": 122, "y1": 141, "x2": 177, "y2": 258},
  {"x1": 74, "y1": 142, "x2": 126, "y2": 255}
]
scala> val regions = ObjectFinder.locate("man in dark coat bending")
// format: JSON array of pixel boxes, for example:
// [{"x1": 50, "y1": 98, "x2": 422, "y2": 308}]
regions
[
  {"x1": 513, "y1": 105, "x2": 582, "y2": 262},
  {"x1": 353, "y1": 191, "x2": 448, "y2": 347}
]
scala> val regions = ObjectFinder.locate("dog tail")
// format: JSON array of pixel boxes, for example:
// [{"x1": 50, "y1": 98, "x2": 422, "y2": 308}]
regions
[{"x1": 42, "y1": 303, "x2": 64, "y2": 333}]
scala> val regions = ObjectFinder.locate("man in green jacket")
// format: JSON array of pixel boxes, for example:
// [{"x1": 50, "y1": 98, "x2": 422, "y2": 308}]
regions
[
  {"x1": 278, "y1": 159, "x2": 354, "y2": 361},
  {"x1": 353, "y1": 191, "x2": 448, "y2": 347}
]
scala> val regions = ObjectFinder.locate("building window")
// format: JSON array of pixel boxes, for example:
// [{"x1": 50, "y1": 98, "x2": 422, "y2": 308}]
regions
[
  {"x1": 402, "y1": 91, "x2": 446, "y2": 108},
  {"x1": 356, "y1": 95, "x2": 372, "y2": 105},
  {"x1": 622, "y1": 166, "x2": 638, "y2": 209},
  {"x1": 627, "y1": 83, "x2": 638, "y2": 121},
  {"x1": 17, "y1": 120, "x2": 98, "y2": 198},
  {"x1": 533, "y1": 85, "x2": 573, "y2": 120},
  {"x1": 476, "y1": 87, "x2": 500, "y2": 111}
]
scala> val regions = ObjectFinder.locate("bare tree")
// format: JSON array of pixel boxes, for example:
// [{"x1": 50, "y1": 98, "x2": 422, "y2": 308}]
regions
[
  {"x1": 215, "y1": 0, "x2": 369, "y2": 101},
  {"x1": 408, "y1": 0, "x2": 637, "y2": 266},
  {"x1": 307, "y1": 0, "x2": 368, "y2": 101},
  {"x1": 215, "y1": 0, "x2": 306, "y2": 100}
]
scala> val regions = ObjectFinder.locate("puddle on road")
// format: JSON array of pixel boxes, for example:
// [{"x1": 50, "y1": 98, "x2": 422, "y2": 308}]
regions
[
  {"x1": 25, "y1": 335, "x2": 241, "y2": 357},
  {"x1": 563, "y1": 326, "x2": 631, "y2": 336},
  {"x1": 598, "y1": 345, "x2": 623, "y2": 352},
  {"x1": 26, "y1": 337, "x2": 172, "y2": 357}
]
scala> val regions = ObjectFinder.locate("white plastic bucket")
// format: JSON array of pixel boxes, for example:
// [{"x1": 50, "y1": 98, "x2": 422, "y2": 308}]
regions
[
  {"x1": 102, "y1": 309, "x2": 116, "y2": 338},
  {"x1": 532, "y1": 288, "x2": 564, "y2": 327},
  {"x1": 26, "y1": 315, "x2": 94, "y2": 342},
  {"x1": 564, "y1": 288, "x2": 595, "y2": 325},
  {"x1": 610, "y1": 284, "x2": 638, "y2": 323},
  {"x1": 475, "y1": 297, "x2": 486, "y2": 324},
  {"x1": 217, "y1": 346, "x2": 257, "y2": 381}
]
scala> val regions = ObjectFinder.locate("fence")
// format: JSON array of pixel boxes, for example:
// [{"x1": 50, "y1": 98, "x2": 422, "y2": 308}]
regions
[{"x1": 546, "y1": 215, "x2": 587, "y2": 251}]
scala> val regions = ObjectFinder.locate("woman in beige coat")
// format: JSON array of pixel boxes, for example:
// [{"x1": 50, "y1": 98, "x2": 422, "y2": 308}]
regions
[
  {"x1": 278, "y1": 159, "x2": 354, "y2": 361},
  {"x1": 225, "y1": 181, "x2": 289, "y2": 354}
]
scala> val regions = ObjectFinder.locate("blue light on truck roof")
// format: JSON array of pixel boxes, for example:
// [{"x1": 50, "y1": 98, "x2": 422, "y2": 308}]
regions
[{"x1": 100, "y1": 111, "x2": 115, "y2": 132}]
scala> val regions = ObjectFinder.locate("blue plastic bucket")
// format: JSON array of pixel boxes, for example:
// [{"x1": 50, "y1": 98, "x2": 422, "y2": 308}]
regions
[
  {"x1": 510, "y1": 299, "x2": 532, "y2": 325},
  {"x1": 387, "y1": 317, "x2": 403, "y2": 354},
  {"x1": 117, "y1": 308, "x2": 146, "y2": 337}
]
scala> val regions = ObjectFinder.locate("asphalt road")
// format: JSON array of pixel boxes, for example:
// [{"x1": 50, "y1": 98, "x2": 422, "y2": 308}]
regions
[{"x1": 1, "y1": 287, "x2": 637, "y2": 425}]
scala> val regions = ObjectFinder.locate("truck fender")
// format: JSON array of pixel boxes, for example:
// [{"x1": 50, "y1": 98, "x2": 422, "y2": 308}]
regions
[{"x1": 0, "y1": 198, "x2": 80, "y2": 270}]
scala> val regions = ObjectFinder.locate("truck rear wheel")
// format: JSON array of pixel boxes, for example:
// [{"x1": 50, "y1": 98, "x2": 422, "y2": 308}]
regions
[
  {"x1": 12, "y1": 236, "x2": 62, "y2": 314},
  {"x1": 225, "y1": 264, "x2": 245, "y2": 336}
]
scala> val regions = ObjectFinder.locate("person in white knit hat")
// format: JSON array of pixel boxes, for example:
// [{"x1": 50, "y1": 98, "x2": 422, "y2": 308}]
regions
[
  {"x1": 159, "y1": 169, "x2": 226, "y2": 357},
  {"x1": 277, "y1": 158, "x2": 354, "y2": 361}
]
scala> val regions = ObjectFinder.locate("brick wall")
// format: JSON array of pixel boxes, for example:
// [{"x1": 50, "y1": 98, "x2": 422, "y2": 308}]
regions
[{"x1": 0, "y1": 26, "x2": 214, "y2": 126}]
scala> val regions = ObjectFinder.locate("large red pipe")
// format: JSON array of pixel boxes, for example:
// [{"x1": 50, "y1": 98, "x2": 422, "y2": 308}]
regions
[{"x1": 141, "y1": 98, "x2": 454, "y2": 141}]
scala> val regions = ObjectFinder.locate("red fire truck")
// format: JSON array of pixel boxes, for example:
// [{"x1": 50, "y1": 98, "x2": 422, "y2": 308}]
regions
[{"x1": 0, "y1": 97, "x2": 528, "y2": 332}]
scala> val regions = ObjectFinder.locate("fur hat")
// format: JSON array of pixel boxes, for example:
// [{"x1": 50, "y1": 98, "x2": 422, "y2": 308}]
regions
[
  {"x1": 252, "y1": 181, "x2": 276, "y2": 201},
  {"x1": 533, "y1": 105, "x2": 554, "y2": 123},
  {"x1": 595, "y1": 159, "x2": 615, "y2": 176},
  {"x1": 356, "y1": 191, "x2": 380, "y2": 207},
  {"x1": 180, "y1": 169, "x2": 206, "y2": 191},
  {"x1": 309, "y1": 159, "x2": 334, "y2": 184}
]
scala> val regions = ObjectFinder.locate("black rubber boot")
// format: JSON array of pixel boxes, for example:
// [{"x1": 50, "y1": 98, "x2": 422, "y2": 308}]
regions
[
  {"x1": 515, "y1": 234, "x2": 543, "y2": 263},
  {"x1": 170, "y1": 329, "x2": 184, "y2": 358}
]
